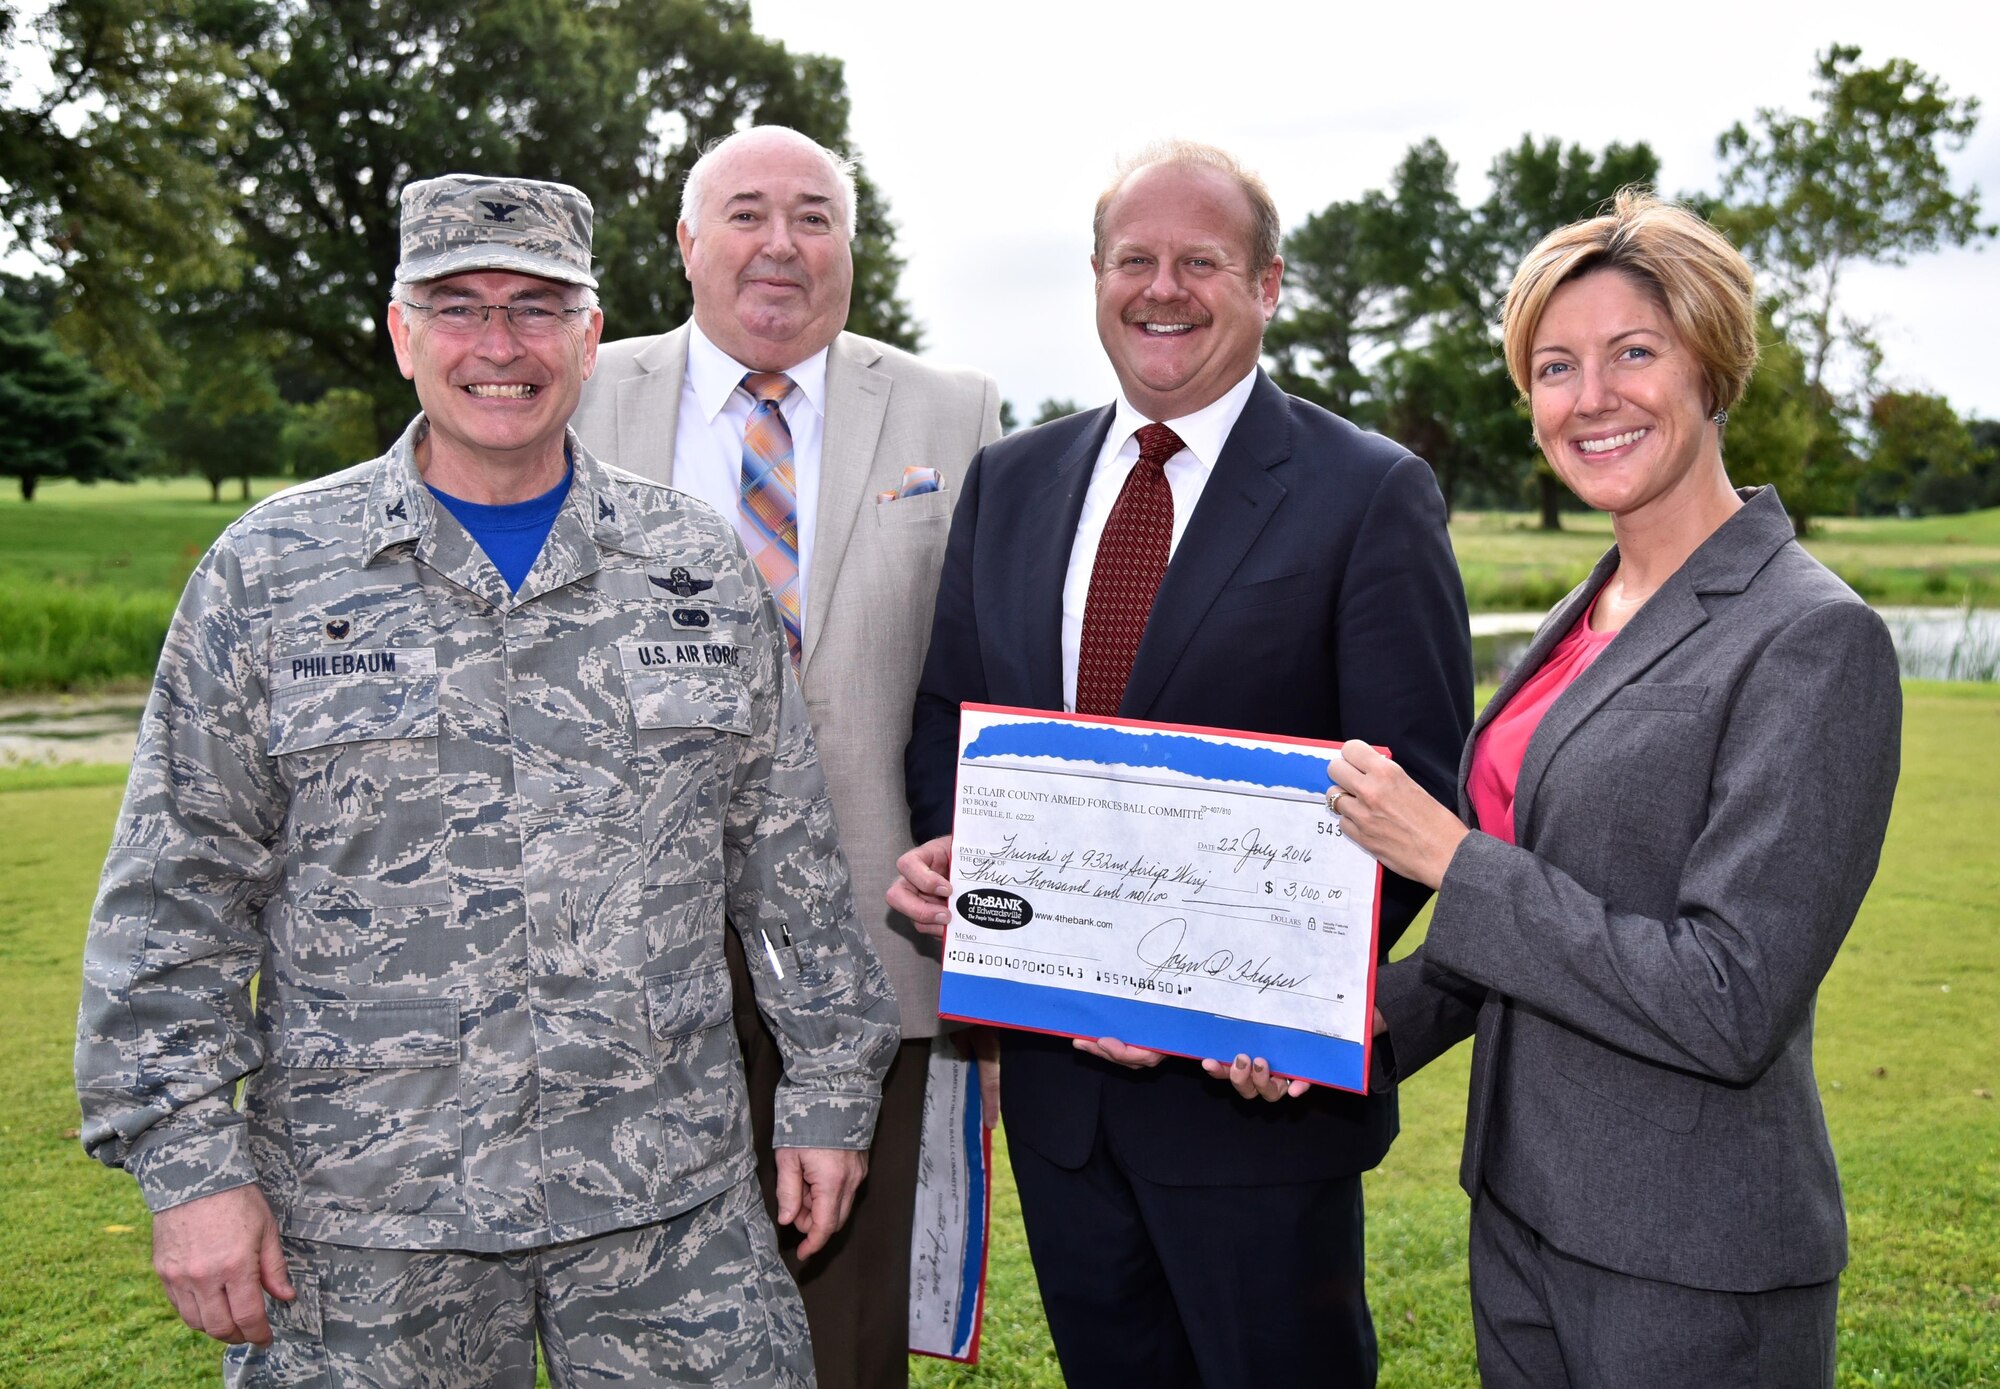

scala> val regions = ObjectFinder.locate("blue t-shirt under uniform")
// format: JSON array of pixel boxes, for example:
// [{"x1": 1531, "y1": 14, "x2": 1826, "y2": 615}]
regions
[{"x1": 427, "y1": 467, "x2": 573, "y2": 593}]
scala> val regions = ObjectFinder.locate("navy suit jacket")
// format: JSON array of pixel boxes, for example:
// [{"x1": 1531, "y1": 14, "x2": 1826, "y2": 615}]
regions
[{"x1": 906, "y1": 372, "x2": 1473, "y2": 1184}]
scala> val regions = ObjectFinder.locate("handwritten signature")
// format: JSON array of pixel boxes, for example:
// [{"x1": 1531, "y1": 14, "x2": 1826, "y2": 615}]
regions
[{"x1": 1134, "y1": 918, "x2": 1312, "y2": 994}]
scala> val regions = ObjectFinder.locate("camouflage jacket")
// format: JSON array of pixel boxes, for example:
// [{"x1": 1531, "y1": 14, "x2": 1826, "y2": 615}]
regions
[{"x1": 76, "y1": 417, "x2": 899, "y2": 1252}]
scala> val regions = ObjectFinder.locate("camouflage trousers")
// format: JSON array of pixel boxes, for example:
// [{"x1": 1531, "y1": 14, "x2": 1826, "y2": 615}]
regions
[{"x1": 223, "y1": 1177, "x2": 813, "y2": 1387}]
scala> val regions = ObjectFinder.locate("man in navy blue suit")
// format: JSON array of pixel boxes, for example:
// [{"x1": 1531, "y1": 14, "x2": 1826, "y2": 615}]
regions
[{"x1": 890, "y1": 141, "x2": 1472, "y2": 1387}]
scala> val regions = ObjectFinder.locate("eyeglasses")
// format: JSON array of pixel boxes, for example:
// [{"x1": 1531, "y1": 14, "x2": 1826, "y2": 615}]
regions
[{"x1": 398, "y1": 300, "x2": 592, "y2": 338}]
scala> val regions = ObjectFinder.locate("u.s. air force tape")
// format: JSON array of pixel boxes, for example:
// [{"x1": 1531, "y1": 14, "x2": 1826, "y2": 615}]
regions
[
  {"x1": 271, "y1": 647, "x2": 439, "y2": 690},
  {"x1": 619, "y1": 639, "x2": 740, "y2": 670}
]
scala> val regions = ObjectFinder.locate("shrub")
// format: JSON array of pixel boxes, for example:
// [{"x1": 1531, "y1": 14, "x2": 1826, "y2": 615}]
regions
[
  {"x1": 1835, "y1": 566, "x2": 1890, "y2": 601},
  {"x1": 0, "y1": 582, "x2": 173, "y2": 690},
  {"x1": 1462, "y1": 567, "x2": 1593, "y2": 613}
]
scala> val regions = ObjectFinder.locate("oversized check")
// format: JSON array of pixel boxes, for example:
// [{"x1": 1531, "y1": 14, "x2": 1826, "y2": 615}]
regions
[{"x1": 939, "y1": 704, "x2": 1381, "y2": 1092}]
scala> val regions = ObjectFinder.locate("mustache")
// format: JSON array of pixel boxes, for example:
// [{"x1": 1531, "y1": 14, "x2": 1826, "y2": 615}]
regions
[{"x1": 1123, "y1": 307, "x2": 1211, "y2": 326}]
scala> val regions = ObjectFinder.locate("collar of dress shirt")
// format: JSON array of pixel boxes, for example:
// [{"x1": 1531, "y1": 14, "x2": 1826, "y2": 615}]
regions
[
  {"x1": 1104, "y1": 367, "x2": 1260, "y2": 471},
  {"x1": 685, "y1": 321, "x2": 830, "y2": 424}
]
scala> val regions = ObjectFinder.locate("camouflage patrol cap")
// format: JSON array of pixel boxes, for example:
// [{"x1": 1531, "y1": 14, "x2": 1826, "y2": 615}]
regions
[{"x1": 395, "y1": 173, "x2": 598, "y2": 288}]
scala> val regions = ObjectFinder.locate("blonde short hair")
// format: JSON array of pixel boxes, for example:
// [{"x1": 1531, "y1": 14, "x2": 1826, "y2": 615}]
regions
[
  {"x1": 1501, "y1": 190, "x2": 1758, "y2": 415},
  {"x1": 1093, "y1": 140, "x2": 1281, "y2": 273}
]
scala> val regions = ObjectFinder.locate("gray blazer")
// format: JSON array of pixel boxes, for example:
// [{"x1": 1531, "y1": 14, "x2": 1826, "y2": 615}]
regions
[
  {"x1": 1377, "y1": 487, "x2": 1901, "y2": 1292},
  {"x1": 573, "y1": 325, "x2": 1001, "y2": 1036}
]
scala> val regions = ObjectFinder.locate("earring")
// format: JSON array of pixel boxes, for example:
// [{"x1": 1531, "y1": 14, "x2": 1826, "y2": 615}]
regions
[{"x1": 1711, "y1": 409, "x2": 1728, "y2": 427}]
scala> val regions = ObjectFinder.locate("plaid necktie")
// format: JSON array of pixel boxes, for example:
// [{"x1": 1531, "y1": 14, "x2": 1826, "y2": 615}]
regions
[
  {"x1": 1076, "y1": 423, "x2": 1185, "y2": 716},
  {"x1": 739, "y1": 371, "x2": 803, "y2": 665}
]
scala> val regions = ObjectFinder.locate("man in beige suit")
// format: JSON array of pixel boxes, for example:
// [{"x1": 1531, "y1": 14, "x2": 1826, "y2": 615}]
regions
[{"x1": 572, "y1": 125, "x2": 999, "y2": 1389}]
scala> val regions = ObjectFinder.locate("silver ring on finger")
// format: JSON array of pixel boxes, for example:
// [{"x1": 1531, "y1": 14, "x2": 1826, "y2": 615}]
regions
[{"x1": 1327, "y1": 787, "x2": 1345, "y2": 815}]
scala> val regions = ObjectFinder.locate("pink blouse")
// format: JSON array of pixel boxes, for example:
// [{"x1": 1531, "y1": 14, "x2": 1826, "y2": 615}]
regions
[{"x1": 1467, "y1": 598, "x2": 1617, "y2": 846}]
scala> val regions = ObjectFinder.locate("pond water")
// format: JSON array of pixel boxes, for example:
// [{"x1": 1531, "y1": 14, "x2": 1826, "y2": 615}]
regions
[
  {"x1": 0, "y1": 696, "x2": 145, "y2": 768},
  {"x1": 1470, "y1": 614, "x2": 1546, "y2": 686},
  {"x1": 1473, "y1": 605, "x2": 2000, "y2": 686},
  {"x1": 4, "y1": 607, "x2": 1993, "y2": 766},
  {"x1": 1874, "y1": 606, "x2": 2000, "y2": 682}
]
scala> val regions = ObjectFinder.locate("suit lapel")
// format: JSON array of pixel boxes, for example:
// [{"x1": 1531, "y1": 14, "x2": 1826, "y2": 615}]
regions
[
  {"x1": 1455, "y1": 554, "x2": 1617, "y2": 821},
  {"x1": 803, "y1": 333, "x2": 889, "y2": 676},
  {"x1": 1510, "y1": 561, "x2": 1708, "y2": 848},
  {"x1": 1508, "y1": 488, "x2": 1793, "y2": 846},
  {"x1": 1024, "y1": 408, "x2": 1116, "y2": 709},
  {"x1": 613, "y1": 327, "x2": 690, "y2": 487},
  {"x1": 1118, "y1": 374, "x2": 1288, "y2": 719},
  {"x1": 1454, "y1": 545, "x2": 1628, "y2": 1172}
]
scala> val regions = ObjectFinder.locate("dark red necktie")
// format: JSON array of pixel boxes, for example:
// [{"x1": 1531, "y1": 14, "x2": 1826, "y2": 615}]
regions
[{"x1": 1076, "y1": 423, "x2": 1185, "y2": 716}]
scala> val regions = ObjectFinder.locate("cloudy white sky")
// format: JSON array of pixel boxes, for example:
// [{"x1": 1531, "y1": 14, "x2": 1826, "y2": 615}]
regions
[{"x1": 749, "y1": 0, "x2": 2000, "y2": 422}]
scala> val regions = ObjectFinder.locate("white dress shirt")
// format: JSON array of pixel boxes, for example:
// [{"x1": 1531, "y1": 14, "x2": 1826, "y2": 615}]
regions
[
  {"x1": 1060, "y1": 368, "x2": 1260, "y2": 712},
  {"x1": 674, "y1": 323, "x2": 829, "y2": 636}
]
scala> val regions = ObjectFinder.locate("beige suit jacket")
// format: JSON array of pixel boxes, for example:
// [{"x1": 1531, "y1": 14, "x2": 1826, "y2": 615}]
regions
[{"x1": 573, "y1": 325, "x2": 1001, "y2": 1035}]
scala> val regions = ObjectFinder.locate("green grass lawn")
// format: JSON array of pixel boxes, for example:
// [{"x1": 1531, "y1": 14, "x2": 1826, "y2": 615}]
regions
[
  {"x1": 2, "y1": 482, "x2": 1996, "y2": 692},
  {"x1": 1809, "y1": 508, "x2": 2000, "y2": 602},
  {"x1": 1452, "y1": 507, "x2": 2000, "y2": 612},
  {"x1": 0, "y1": 477, "x2": 295, "y2": 692},
  {"x1": 4, "y1": 686, "x2": 1994, "y2": 1386},
  {"x1": 0, "y1": 476, "x2": 291, "y2": 593}
]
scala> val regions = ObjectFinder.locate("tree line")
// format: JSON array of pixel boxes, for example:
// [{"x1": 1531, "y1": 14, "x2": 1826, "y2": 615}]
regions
[
  {"x1": 3, "y1": 8, "x2": 1993, "y2": 528},
  {"x1": 1, "y1": 0, "x2": 916, "y2": 502},
  {"x1": 1264, "y1": 44, "x2": 1995, "y2": 530}
]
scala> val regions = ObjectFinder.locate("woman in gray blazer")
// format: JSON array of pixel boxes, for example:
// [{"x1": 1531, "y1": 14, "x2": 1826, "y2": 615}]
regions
[{"x1": 1326, "y1": 192, "x2": 1901, "y2": 1388}]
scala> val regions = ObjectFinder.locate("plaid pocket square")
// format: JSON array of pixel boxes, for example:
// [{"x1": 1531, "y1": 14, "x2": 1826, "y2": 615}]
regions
[{"x1": 878, "y1": 466, "x2": 944, "y2": 504}]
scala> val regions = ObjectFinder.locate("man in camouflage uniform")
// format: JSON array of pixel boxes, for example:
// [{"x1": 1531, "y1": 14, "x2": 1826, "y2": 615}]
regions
[{"x1": 75, "y1": 173, "x2": 899, "y2": 1387}]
